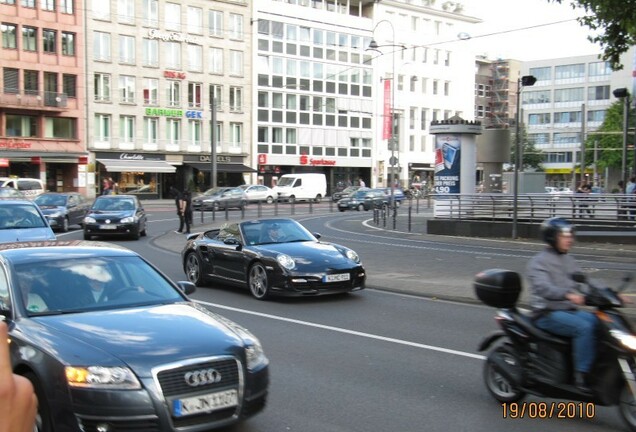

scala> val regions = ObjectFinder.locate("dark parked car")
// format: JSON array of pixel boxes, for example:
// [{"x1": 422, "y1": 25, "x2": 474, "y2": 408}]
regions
[
  {"x1": 182, "y1": 218, "x2": 366, "y2": 300},
  {"x1": 83, "y1": 194, "x2": 148, "y2": 240},
  {"x1": 192, "y1": 187, "x2": 248, "y2": 211},
  {"x1": 0, "y1": 241, "x2": 268, "y2": 431},
  {"x1": 375, "y1": 187, "x2": 406, "y2": 206},
  {"x1": 34, "y1": 192, "x2": 90, "y2": 232},
  {"x1": 337, "y1": 189, "x2": 387, "y2": 211},
  {"x1": 331, "y1": 185, "x2": 362, "y2": 202},
  {"x1": 0, "y1": 199, "x2": 56, "y2": 243}
]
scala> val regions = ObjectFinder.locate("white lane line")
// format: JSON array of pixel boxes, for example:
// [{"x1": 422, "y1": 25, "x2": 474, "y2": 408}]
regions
[{"x1": 196, "y1": 300, "x2": 485, "y2": 361}]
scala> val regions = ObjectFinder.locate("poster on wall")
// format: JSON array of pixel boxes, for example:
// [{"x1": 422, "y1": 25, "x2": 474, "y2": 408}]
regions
[{"x1": 434, "y1": 134, "x2": 461, "y2": 194}]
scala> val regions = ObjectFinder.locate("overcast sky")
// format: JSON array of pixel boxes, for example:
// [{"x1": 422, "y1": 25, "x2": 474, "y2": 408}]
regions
[{"x1": 457, "y1": 0, "x2": 601, "y2": 61}]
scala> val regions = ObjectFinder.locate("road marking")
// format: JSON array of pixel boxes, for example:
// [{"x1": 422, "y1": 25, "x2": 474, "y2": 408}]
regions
[{"x1": 196, "y1": 300, "x2": 485, "y2": 361}]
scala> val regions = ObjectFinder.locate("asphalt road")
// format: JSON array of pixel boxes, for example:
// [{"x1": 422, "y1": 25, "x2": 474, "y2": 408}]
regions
[{"x1": 54, "y1": 205, "x2": 636, "y2": 432}]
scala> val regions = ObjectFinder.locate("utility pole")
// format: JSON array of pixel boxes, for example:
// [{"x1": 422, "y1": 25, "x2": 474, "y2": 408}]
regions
[{"x1": 210, "y1": 94, "x2": 217, "y2": 189}]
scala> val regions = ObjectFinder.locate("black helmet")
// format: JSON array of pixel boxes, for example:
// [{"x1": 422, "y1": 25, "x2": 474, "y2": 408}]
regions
[{"x1": 541, "y1": 217, "x2": 574, "y2": 248}]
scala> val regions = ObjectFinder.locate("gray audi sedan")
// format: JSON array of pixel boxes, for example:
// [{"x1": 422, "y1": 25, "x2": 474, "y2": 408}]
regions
[{"x1": 0, "y1": 241, "x2": 269, "y2": 431}]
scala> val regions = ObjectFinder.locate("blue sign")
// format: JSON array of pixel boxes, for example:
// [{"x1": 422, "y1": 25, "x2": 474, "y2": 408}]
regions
[
  {"x1": 185, "y1": 110, "x2": 203, "y2": 119},
  {"x1": 434, "y1": 135, "x2": 461, "y2": 194}
]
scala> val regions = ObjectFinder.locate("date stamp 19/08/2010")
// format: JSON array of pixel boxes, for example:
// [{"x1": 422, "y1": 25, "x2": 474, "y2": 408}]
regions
[{"x1": 502, "y1": 402, "x2": 595, "y2": 419}]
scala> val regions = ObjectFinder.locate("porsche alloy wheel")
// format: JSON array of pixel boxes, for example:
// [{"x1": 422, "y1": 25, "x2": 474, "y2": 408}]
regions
[
  {"x1": 185, "y1": 252, "x2": 204, "y2": 286},
  {"x1": 248, "y1": 263, "x2": 270, "y2": 300}
]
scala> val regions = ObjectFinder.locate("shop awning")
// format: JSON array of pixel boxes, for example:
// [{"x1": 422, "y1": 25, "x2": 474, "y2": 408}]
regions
[
  {"x1": 186, "y1": 162, "x2": 257, "y2": 173},
  {"x1": 97, "y1": 159, "x2": 177, "y2": 173}
]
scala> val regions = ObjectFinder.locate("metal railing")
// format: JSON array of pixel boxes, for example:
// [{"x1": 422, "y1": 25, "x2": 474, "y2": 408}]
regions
[{"x1": 433, "y1": 194, "x2": 636, "y2": 227}]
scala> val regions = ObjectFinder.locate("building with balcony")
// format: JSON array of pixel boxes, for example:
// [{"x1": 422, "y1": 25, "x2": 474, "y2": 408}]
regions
[
  {"x1": 85, "y1": 0, "x2": 253, "y2": 198},
  {"x1": 521, "y1": 48, "x2": 634, "y2": 190},
  {"x1": 0, "y1": 0, "x2": 86, "y2": 194}
]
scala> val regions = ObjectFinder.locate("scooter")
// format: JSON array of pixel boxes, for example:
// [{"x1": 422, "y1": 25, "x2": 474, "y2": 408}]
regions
[{"x1": 474, "y1": 268, "x2": 636, "y2": 430}]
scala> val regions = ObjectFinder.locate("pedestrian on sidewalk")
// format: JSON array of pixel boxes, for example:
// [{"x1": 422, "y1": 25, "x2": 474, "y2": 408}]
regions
[{"x1": 177, "y1": 190, "x2": 193, "y2": 234}]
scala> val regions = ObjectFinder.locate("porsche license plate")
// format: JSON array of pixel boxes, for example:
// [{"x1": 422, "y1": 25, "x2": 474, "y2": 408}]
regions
[
  {"x1": 173, "y1": 389, "x2": 238, "y2": 417},
  {"x1": 323, "y1": 273, "x2": 350, "y2": 283}
]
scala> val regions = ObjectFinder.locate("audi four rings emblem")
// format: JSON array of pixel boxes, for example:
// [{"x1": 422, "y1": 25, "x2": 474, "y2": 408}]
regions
[{"x1": 184, "y1": 369, "x2": 222, "y2": 387}]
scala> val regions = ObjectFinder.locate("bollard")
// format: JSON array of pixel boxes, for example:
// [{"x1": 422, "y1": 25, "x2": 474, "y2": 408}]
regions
[
  {"x1": 291, "y1": 200, "x2": 295, "y2": 215},
  {"x1": 257, "y1": 200, "x2": 262, "y2": 218},
  {"x1": 241, "y1": 205, "x2": 245, "y2": 220},
  {"x1": 408, "y1": 205, "x2": 412, "y2": 232},
  {"x1": 274, "y1": 199, "x2": 278, "y2": 216},
  {"x1": 392, "y1": 204, "x2": 397, "y2": 230},
  {"x1": 212, "y1": 207, "x2": 216, "y2": 222},
  {"x1": 224, "y1": 206, "x2": 229, "y2": 221},
  {"x1": 382, "y1": 205, "x2": 387, "y2": 227},
  {"x1": 309, "y1": 200, "x2": 313, "y2": 214}
]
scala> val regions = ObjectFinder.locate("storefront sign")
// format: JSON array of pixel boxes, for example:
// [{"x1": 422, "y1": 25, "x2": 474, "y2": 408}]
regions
[
  {"x1": 199, "y1": 155, "x2": 232, "y2": 163},
  {"x1": 145, "y1": 108, "x2": 183, "y2": 117},
  {"x1": 258, "y1": 154, "x2": 267, "y2": 165},
  {"x1": 185, "y1": 110, "x2": 203, "y2": 118},
  {"x1": 147, "y1": 29, "x2": 202, "y2": 45},
  {"x1": 300, "y1": 154, "x2": 336, "y2": 166},
  {"x1": 164, "y1": 71, "x2": 186, "y2": 79},
  {"x1": 0, "y1": 139, "x2": 31, "y2": 149}
]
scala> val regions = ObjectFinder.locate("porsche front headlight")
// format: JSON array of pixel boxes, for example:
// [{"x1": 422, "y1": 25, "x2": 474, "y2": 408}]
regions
[
  {"x1": 345, "y1": 250, "x2": 360, "y2": 263},
  {"x1": 65, "y1": 366, "x2": 140, "y2": 389},
  {"x1": 277, "y1": 254, "x2": 295, "y2": 270}
]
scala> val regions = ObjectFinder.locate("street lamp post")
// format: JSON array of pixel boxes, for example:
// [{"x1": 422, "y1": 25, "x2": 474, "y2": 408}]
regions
[
  {"x1": 512, "y1": 75, "x2": 536, "y2": 240},
  {"x1": 368, "y1": 20, "x2": 404, "y2": 211},
  {"x1": 613, "y1": 87, "x2": 630, "y2": 187}
]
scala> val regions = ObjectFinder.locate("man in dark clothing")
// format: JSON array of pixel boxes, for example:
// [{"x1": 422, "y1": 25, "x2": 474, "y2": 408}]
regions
[
  {"x1": 526, "y1": 217, "x2": 597, "y2": 393},
  {"x1": 177, "y1": 190, "x2": 193, "y2": 234}
]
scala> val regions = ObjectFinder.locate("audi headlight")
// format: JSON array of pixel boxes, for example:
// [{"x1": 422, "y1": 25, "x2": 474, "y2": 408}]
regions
[
  {"x1": 610, "y1": 329, "x2": 636, "y2": 350},
  {"x1": 345, "y1": 250, "x2": 360, "y2": 263},
  {"x1": 84, "y1": 216, "x2": 96, "y2": 224},
  {"x1": 277, "y1": 254, "x2": 295, "y2": 270},
  {"x1": 120, "y1": 216, "x2": 136, "y2": 223},
  {"x1": 65, "y1": 366, "x2": 140, "y2": 389},
  {"x1": 215, "y1": 316, "x2": 268, "y2": 370}
]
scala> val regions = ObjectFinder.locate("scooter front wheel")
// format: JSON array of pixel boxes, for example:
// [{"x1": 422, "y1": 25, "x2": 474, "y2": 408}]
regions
[
  {"x1": 619, "y1": 384, "x2": 636, "y2": 431},
  {"x1": 483, "y1": 345, "x2": 526, "y2": 403}
]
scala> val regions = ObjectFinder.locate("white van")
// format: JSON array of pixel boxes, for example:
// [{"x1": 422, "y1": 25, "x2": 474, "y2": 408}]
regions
[
  {"x1": 0, "y1": 177, "x2": 45, "y2": 199},
  {"x1": 273, "y1": 173, "x2": 327, "y2": 203}
]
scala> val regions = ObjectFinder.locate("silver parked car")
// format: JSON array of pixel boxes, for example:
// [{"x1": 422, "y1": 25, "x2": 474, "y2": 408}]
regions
[{"x1": 239, "y1": 184, "x2": 275, "y2": 204}]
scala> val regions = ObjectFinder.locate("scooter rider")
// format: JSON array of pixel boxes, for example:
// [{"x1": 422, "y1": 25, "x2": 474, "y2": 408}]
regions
[{"x1": 526, "y1": 217, "x2": 597, "y2": 393}]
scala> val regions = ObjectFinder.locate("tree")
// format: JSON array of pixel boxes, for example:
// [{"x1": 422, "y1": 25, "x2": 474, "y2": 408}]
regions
[
  {"x1": 584, "y1": 100, "x2": 634, "y2": 171},
  {"x1": 510, "y1": 127, "x2": 544, "y2": 171},
  {"x1": 550, "y1": 0, "x2": 636, "y2": 70}
]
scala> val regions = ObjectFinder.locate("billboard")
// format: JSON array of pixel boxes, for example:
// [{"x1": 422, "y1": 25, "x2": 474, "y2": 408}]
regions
[{"x1": 434, "y1": 134, "x2": 461, "y2": 194}]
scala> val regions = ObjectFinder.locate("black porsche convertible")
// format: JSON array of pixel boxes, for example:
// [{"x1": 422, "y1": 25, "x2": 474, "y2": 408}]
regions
[{"x1": 181, "y1": 218, "x2": 366, "y2": 300}]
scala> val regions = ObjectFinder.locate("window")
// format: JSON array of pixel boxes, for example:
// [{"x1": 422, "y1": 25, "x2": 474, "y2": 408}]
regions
[
  {"x1": 528, "y1": 66, "x2": 551, "y2": 81},
  {"x1": 588, "y1": 85, "x2": 609, "y2": 101},
  {"x1": 62, "y1": 74, "x2": 76, "y2": 97},
  {"x1": 209, "y1": 84, "x2": 222, "y2": 110},
  {"x1": 420, "y1": 108, "x2": 427, "y2": 130},
  {"x1": 6, "y1": 115, "x2": 37, "y2": 137},
  {"x1": 187, "y1": 6, "x2": 202, "y2": 34},
  {"x1": 45, "y1": 117, "x2": 76, "y2": 139},
  {"x1": 117, "y1": 0, "x2": 135, "y2": 24},
  {"x1": 142, "y1": 38, "x2": 158, "y2": 66},
  {"x1": 92, "y1": 0, "x2": 110, "y2": 20},
  {"x1": 523, "y1": 90, "x2": 550, "y2": 104},
  {"x1": 166, "y1": 81, "x2": 180, "y2": 107},
  {"x1": 188, "y1": 82, "x2": 202, "y2": 108},
  {"x1": 555, "y1": 64, "x2": 585, "y2": 80},
  {"x1": 144, "y1": 117, "x2": 158, "y2": 144},
  {"x1": 41, "y1": 0, "x2": 54, "y2": 11},
  {"x1": 24, "y1": 70, "x2": 38, "y2": 95},
  {"x1": 119, "y1": 115, "x2": 135, "y2": 144},
  {"x1": 60, "y1": 0, "x2": 73, "y2": 14},
  {"x1": 165, "y1": 3, "x2": 180, "y2": 31},
  {"x1": 22, "y1": 26, "x2": 37, "y2": 51},
  {"x1": 1, "y1": 0, "x2": 16, "y2": 4},
  {"x1": 229, "y1": 50, "x2": 243, "y2": 76},
  {"x1": 2, "y1": 24, "x2": 17, "y2": 49},
  {"x1": 554, "y1": 111, "x2": 581, "y2": 123},
  {"x1": 587, "y1": 109, "x2": 606, "y2": 122},
  {"x1": 228, "y1": 87, "x2": 243, "y2": 115},
  {"x1": 21, "y1": 0, "x2": 35, "y2": 7},
  {"x1": 119, "y1": 75, "x2": 135, "y2": 103},
  {"x1": 589, "y1": 61, "x2": 611, "y2": 77},
  {"x1": 44, "y1": 71, "x2": 56, "y2": 94},
  {"x1": 554, "y1": 87, "x2": 584, "y2": 103},
  {"x1": 165, "y1": 42, "x2": 181, "y2": 69},
  {"x1": 187, "y1": 44, "x2": 202, "y2": 72},
  {"x1": 188, "y1": 120, "x2": 202, "y2": 146},
  {"x1": 167, "y1": 118, "x2": 180, "y2": 144},
  {"x1": 528, "y1": 133, "x2": 549, "y2": 146},
  {"x1": 208, "y1": 47, "x2": 223, "y2": 74},
  {"x1": 528, "y1": 113, "x2": 551, "y2": 125},
  {"x1": 142, "y1": 0, "x2": 158, "y2": 27},
  {"x1": 230, "y1": 123, "x2": 242, "y2": 149},
  {"x1": 61, "y1": 32, "x2": 75, "y2": 56},
  {"x1": 229, "y1": 13, "x2": 243, "y2": 40},
  {"x1": 209, "y1": 10, "x2": 223, "y2": 37},
  {"x1": 95, "y1": 114, "x2": 111, "y2": 142},
  {"x1": 119, "y1": 35, "x2": 135, "y2": 64},
  {"x1": 553, "y1": 132, "x2": 579, "y2": 144},
  {"x1": 143, "y1": 78, "x2": 158, "y2": 105},
  {"x1": 94, "y1": 73, "x2": 111, "y2": 102},
  {"x1": 4, "y1": 67, "x2": 18, "y2": 94},
  {"x1": 42, "y1": 29, "x2": 56, "y2": 53},
  {"x1": 93, "y1": 31, "x2": 111, "y2": 61}
]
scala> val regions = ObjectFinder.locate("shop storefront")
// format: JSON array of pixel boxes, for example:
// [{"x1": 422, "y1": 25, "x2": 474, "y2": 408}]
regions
[
  {"x1": 96, "y1": 152, "x2": 177, "y2": 199},
  {"x1": 408, "y1": 163, "x2": 434, "y2": 191},
  {"x1": 183, "y1": 155, "x2": 256, "y2": 191}
]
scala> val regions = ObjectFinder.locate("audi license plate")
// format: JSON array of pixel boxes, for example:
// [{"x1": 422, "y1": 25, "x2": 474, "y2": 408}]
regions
[
  {"x1": 173, "y1": 389, "x2": 238, "y2": 417},
  {"x1": 99, "y1": 224, "x2": 117, "y2": 229},
  {"x1": 323, "y1": 273, "x2": 350, "y2": 283}
]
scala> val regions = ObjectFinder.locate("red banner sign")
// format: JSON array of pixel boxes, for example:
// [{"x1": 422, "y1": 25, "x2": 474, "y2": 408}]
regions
[{"x1": 382, "y1": 79, "x2": 392, "y2": 140}]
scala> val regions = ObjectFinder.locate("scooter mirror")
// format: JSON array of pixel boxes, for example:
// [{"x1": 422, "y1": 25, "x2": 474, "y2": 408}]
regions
[{"x1": 571, "y1": 272, "x2": 587, "y2": 284}]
